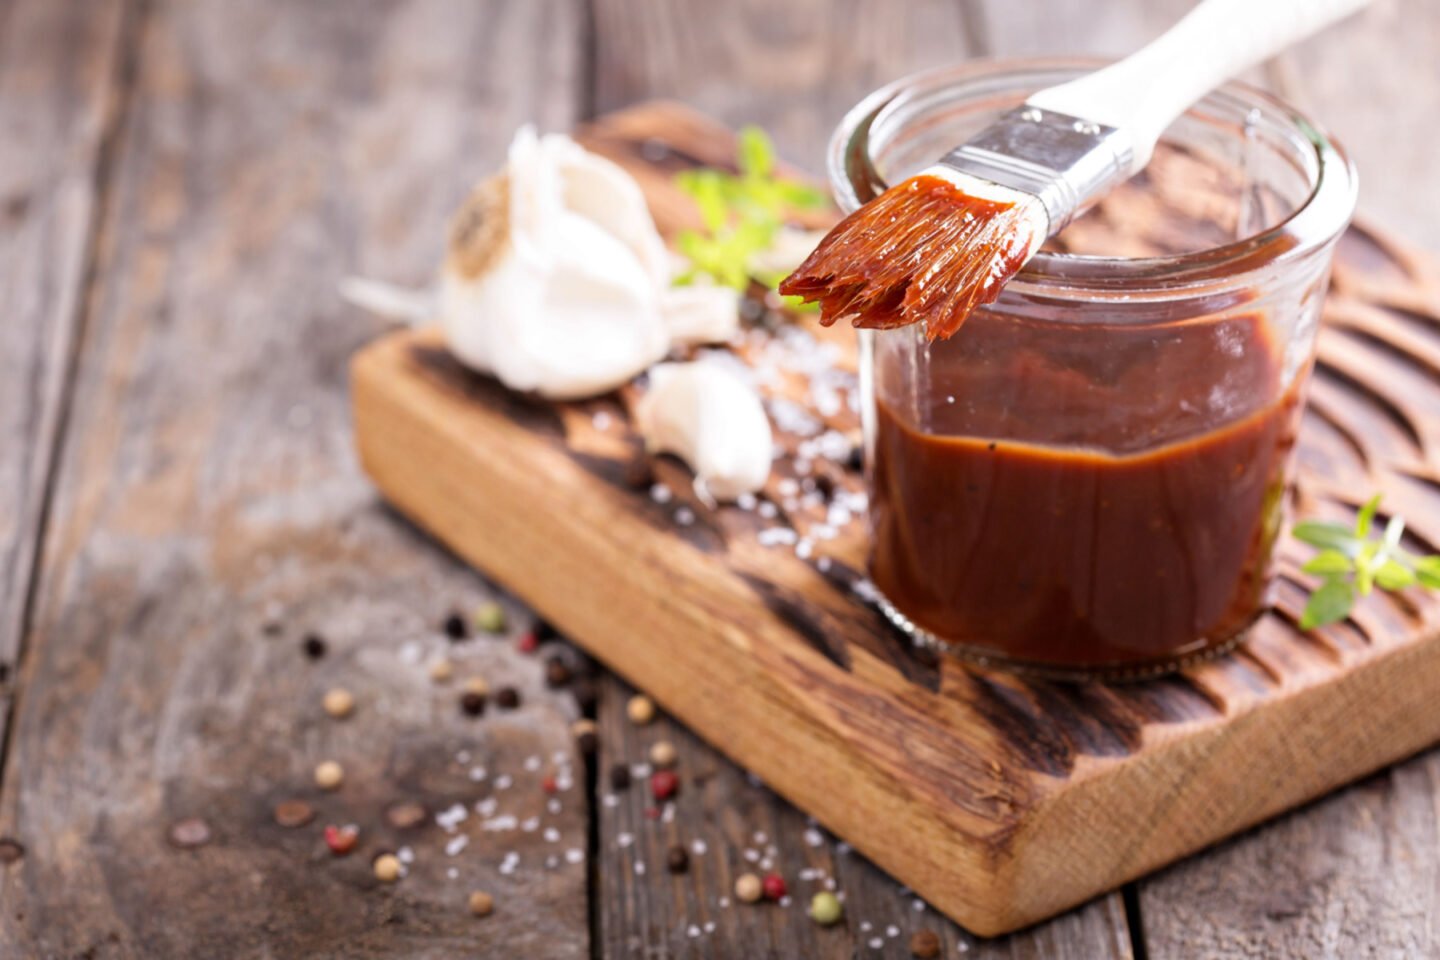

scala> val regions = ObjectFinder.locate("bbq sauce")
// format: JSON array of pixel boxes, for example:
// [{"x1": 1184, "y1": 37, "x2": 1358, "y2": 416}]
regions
[{"x1": 868, "y1": 312, "x2": 1303, "y2": 670}]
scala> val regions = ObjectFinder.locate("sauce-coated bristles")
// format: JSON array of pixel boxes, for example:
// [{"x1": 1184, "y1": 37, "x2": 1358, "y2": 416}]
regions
[{"x1": 779, "y1": 175, "x2": 1041, "y2": 340}]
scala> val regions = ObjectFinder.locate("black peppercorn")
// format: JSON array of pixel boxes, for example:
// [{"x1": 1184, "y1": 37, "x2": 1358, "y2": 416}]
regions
[
  {"x1": 845, "y1": 444, "x2": 863, "y2": 472},
  {"x1": 460, "y1": 692, "x2": 487, "y2": 717},
  {"x1": 609, "y1": 763, "x2": 632, "y2": 790},
  {"x1": 544, "y1": 655, "x2": 572, "y2": 689},
  {"x1": 666, "y1": 844, "x2": 689, "y2": 874},
  {"x1": 495, "y1": 686, "x2": 521, "y2": 710},
  {"x1": 813, "y1": 472, "x2": 837, "y2": 501},
  {"x1": 444, "y1": 611, "x2": 468, "y2": 641},
  {"x1": 302, "y1": 634, "x2": 327, "y2": 660}
]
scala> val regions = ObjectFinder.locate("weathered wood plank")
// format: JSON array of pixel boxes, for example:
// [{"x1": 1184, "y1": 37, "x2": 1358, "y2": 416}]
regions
[
  {"x1": 0, "y1": 1, "x2": 590, "y2": 957},
  {"x1": 591, "y1": 0, "x2": 982, "y2": 168},
  {"x1": 0, "y1": 0, "x2": 129, "y2": 738},
  {"x1": 595, "y1": 673, "x2": 1133, "y2": 959}
]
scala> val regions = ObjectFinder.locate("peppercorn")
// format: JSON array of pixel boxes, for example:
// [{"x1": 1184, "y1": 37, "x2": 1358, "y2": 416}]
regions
[
  {"x1": 761, "y1": 873, "x2": 787, "y2": 901},
  {"x1": 571, "y1": 719, "x2": 597, "y2": 755},
  {"x1": 845, "y1": 443, "x2": 864, "y2": 472},
  {"x1": 495, "y1": 686, "x2": 521, "y2": 710},
  {"x1": 650, "y1": 769, "x2": 679, "y2": 801},
  {"x1": 324, "y1": 824, "x2": 358, "y2": 856},
  {"x1": 386, "y1": 802, "x2": 427, "y2": 830},
  {"x1": 813, "y1": 471, "x2": 837, "y2": 501},
  {"x1": 909, "y1": 930, "x2": 941, "y2": 958},
  {"x1": 534, "y1": 619, "x2": 560, "y2": 641},
  {"x1": 665, "y1": 844, "x2": 689, "y2": 874},
  {"x1": 167, "y1": 817, "x2": 211, "y2": 849},
  {"x1": 443, "y1": 611, "x2": 468, "y2": 640},
  {"x1": 322, "y1": 687, "x2": 355, "y2": 719},
  {"x1": 373, "y1": 852, "x2": 402, "y2": 882},
  {"x1": 460, "y1": 691, "x2": 487, "y2": 717},
  {"x1": 542, "y1": 774, "x2": 559, "y2": 795},
  {"x1": 809, "y1": 891, "x2": 844, "y2": 926},
  {"x1": 468, "y1": 890, "x2": 495, "y2": 917},
  {"x1": 302, "y1": 633, "x2": 327, "y2": 660},
  {"x1": 648, "y1": 740, "x2": 677, "y2": 769},
  {"x1": 473, "y1": 601, "x2": 506, "y2": 634},
  {"x1": 571, "y1": 676, "x2": 598, "y2": 712},
  {"x1": 544, "y1": 655, "x2": 572, "y2": 688},
  {"x1": 609, "y1": 764, "x2": 632, "y2": 791},
  {"x1": 314, "y1": 760, "x2": 344, "y2": 791},
  {"x1": 464, "y1": 675, "x2": 490, "y2": 697},
  {"x1": 273, "y1": 800, "x2": 315, "y2": 828},
  {"x1": 626, "y1": 694, "x2": 656, "y2": 725},
  {"x1": 429, "y1": 659, "x2": 454, "y2": 683},
  {"x1": 735, "y1": 873, "x2": 763, "y2": 903},
  {"x1": 516, "y1": 631, "x2": 539, "y2": 654}
]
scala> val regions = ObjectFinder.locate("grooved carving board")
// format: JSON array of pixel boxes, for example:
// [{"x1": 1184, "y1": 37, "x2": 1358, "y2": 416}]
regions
[{"x1": 352, "y1": 102, "x2": 1440, "y2": 935}]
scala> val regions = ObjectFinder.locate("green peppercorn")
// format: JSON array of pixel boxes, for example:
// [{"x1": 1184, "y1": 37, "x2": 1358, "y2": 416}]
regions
[
  {"x1": 473, "y1": 601, "x2": 506, "y2": 635},
  {"x1": 809, "y1": 891, "x2": 844, "y2": 926}
]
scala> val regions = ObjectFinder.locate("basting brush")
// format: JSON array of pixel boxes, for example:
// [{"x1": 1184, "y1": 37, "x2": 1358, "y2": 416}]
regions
[{"x1": 780, "y1": 0, "x2": 1371, "y2": 341}]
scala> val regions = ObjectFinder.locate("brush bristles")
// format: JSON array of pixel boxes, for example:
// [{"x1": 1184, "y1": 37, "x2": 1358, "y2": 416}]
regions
[{"x1": 779, "y1": 174, "x2": 1042, "y2": 341}]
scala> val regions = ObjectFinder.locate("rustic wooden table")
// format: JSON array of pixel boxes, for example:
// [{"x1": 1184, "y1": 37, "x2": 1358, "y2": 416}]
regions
[{"x1": 1, "y1": 1, "x2": 1436, "y2": 957}]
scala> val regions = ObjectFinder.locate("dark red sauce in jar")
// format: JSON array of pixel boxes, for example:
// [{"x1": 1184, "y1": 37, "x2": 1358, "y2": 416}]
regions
[{"x1": 868, "y1": 311, "x2": 1304, "y2": 671}]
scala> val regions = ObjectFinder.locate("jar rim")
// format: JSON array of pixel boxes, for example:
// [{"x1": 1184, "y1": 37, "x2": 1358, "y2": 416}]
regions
[{"x1": 830, "y1": 58, "x2": 1358, "y2": 299}]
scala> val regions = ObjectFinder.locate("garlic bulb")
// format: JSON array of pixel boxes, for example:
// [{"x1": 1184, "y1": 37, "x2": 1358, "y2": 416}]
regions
[
  {"x1": 439, "y1": 128, "x2": 673, "y2": 400},
  {"x1": 636, "y1": 362, "x2": 773, "y2": 502}
]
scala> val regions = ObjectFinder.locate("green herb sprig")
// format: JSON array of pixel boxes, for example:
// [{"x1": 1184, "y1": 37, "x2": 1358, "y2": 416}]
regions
[
  {"x1": 672, "y1": 126, "x2": 828, "y2": 303},
  {"x1": 1294, "y1": 495, "x2": 1440, "y2": 629}
]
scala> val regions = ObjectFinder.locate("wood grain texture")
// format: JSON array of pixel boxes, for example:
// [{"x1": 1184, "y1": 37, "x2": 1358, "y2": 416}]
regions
[
  {"x1": 0, "y1": 0, "x2": 129, "y2": 724},
  {"x1": 590, "y1": 0, "x2": 982, "y2": 170},
  {"x1": 595, "y1": 673, "x2": 1133, "y2": 959},
  {"x1": 0, "y1": 1, "x2": 590, "y2": 956},
  {"x1": 353, "y1": 101, "x2": 1440, "y2": 936}
]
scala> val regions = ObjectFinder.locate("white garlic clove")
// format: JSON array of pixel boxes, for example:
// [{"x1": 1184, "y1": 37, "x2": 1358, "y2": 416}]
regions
[
  {"x1": 660, "y1": 283, "x2": 742, "y2": 346},
  {"x1": 636, "y1": 361, "x2": 773, "y2": 502}
]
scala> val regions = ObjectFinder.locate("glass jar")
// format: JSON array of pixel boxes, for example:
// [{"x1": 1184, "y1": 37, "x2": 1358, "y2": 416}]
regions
[{"x1": 833, "y1": 61, "x2": 1357, "y2": 679}]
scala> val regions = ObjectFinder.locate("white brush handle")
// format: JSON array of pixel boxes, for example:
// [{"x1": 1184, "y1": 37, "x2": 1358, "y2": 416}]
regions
[{"x1": 1027, "y1": 0, "x2": 1372, "y2": 171}]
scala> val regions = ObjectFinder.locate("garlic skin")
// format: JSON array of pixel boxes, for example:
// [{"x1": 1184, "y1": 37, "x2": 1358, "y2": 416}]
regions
[
  {"x1": 660, "y1": 283, "x2": 742, "y2": 346},
  {"x1": 439, "y1": 128, "x2": 672, "y2": 400},
  {"x1": 636, "y1": 362, "x2": 773, "y2": 502}
]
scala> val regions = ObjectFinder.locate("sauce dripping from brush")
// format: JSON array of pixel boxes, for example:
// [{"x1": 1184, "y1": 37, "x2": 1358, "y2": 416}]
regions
[{"x1": 778, "y1": 175, "x2": 1039, "y2": 340}]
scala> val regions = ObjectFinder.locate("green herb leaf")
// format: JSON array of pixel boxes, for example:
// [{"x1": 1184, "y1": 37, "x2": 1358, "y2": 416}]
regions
[
  {"x1": 1375, "y1": 559, "x2": 1417, "y2": 591},
  {"x1": 1301, "y1": 549, "x2": 1352, "y2": 576},
  {"x1": 1300, "y1": 579, "x2": 1355, "y2": 630},
  {"x1": 738, "y1": 126, "x2": 775, "y2": 180},
  {"x1": 1415, "y1": 556, "x2": 1440, "y2": 589},
  {"x1": 1356, "y1": 494, "x2": 1381, "y2": 539},
  {"x1": 1291, "y1": 520, "x2": 1357, "y2": 552}
]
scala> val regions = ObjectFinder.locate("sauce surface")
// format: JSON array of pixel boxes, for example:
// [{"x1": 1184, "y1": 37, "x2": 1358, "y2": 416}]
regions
[{"x1": 868, "y1": 313, "x2": 1302, "y2": 669}]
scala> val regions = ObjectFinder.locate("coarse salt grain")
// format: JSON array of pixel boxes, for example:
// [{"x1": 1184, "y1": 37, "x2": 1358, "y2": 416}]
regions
[
  {"x1": 469, "y1": 766, "x2": 487, "y2": 782},
  {"x1": 445, "y1": 835, "x2": 470, "y2": 856},
  {"x1": 687, "y1": 924, "x2": 701, "y2": 938},
  {"x1": 521, "y1": 816, "x2": 539, "y2": 833},
  {"x1": 634, "y1": 860, "x2": 646, "y2": 876},
  {"x1": 804, "y1": 828, "x2": 824, "y2": 848},
  {"x1": 743, "y1": 848, "x2": 759, "y2": 863},
  {"x1": 617, "y1": 832, "x2": 634, "y2": 848},
  {"x1": 913, "y1": 899, "x2": 927, "y2": 912},
  {"x1": 861, "y1": 921, "x2": 873, "y2": 933},
  {"x1": 650, "y1": 483, "x2": 672, "y2": 504},
  {"x1": 869, "y1": 937, "x2": 883, "y2": 949},
  {"x1": 886, "y1": 925, "x2": 900, "y2": 938},
  {"x1": 447, "y1": 867, "x2": 459, "y2": 880},
  {"x1": 675, "y1": 507, "x2": 695, "y2": 526},
  {"x1": 397, "y1": 846, "x2": 415, "y2": 864},
  {"x1": 757, "y1": 501, "x2": 778, "y2": 519},
  {"x1": 436, "y1": 803, "x2": 468, "y2": 832},
  {"x1": 691, "y1": 839, "x2": 707, "y2": 856},
  {"x1": 495, "y1": 774, "x2": 513, "y2": 790},
  {"x1": 602, "y1": 794, "x2": 618, "y2": 809},
  {"x1": 524, "y1": 756, "x2": 542, "y2": 772},
  {"x1": 543, "y1": 827, "x2": 560, "y2": 843},
  {"x1": 499, "y1": 852, "x2": 519, "y2": 875},
  {"x1": 565, "y1": 848, "x2": 584, "y2": 864},
  {"x1": 547, "y1": 798, "x2": 562, "y2": 815},
  {"x1": 476, "y1": 797, "x2": 498, "y2": 817},
  {"x1": 704, "y1": 921, "x2": 716, "y2": 933}
]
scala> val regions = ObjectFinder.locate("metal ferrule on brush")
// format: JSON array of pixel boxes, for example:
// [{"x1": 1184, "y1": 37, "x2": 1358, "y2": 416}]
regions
[{"x1": 936, "y1": 106, "x2": 1136, "y2": 235}]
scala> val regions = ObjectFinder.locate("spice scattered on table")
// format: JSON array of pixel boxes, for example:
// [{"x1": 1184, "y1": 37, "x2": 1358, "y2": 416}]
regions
[
  {"x1": 464, "y1": 675, "x2": 490, "y2": 697},
  {"x1": 761, "y1": 872, "x2": 787, "y2": 901},
  {"x1": 302, "y1": 633, "x2": 327, "y2": 660},
  {"x1": 909, "y1": 929, "x2": 941, "y2": 958},
  {"x1": 468, "y1": 890, "x2": 495, "y2": 917},
  {"x1": 460, "y1": 691, "x2": 487, "y2": 717},
  {"x1": 495, "y1": 686, "x2": 521, "y2": 710},
  {"x1": 650, "y1": 769, "x2": 679, "y2": 801},
  {"x1": 273, "y1": 800, "x2": 315, "y2": 828},
  {"x1": 809, "y1": 891, "x2": 844, "y2": 926},
  {"x1": 666, "y1": 844, "x2": 690, "y2": 874},
  {"x1": 516, "y1": 631, "x2": 539, "y2": 654},
  {"x1": 648, "y1": 740, "x2": 677, "y2": 769},
  {"x1": 314, "y1": 760, "x2": 345, "y2": 791},
  {"x1": 167, "y1": 817, "x2": 211, "y2": 849},
  {"x1": 373, "y1": 852, "x2": 402, "y2": 882},
  {"x1": 626, "y1": 694, "x2": 656, "y2": 725},
  {"x1": 473, "y1": 601, "x2": 506, "y2": 634},
  {"x1": 324, "y1": 824, "x2": 359, "y2": 856},
  {"x1": 443, "y1": 611, "x2": 468, "y2": 640},
  {"x1": 609, "y1": 764, "x2": 632, "y2": 790},
  {"x1": 428, "y1": 659, "x2": 454, "y2": 683},
  {"x1": 543, "y1": 654, "x2": 571, "y2": 687},
  {"x1": 735, "y1": 872, "x2": 764, "y2": 903},
  {"x1": 385, "y1": 801, "x2": 427, "y2": 830},
  {"x1": 571, "y1": 719, "x2": 598, "y2": 755},
  {"x1": 322, "y1": 687, "x2": 355, "y2": 719}
]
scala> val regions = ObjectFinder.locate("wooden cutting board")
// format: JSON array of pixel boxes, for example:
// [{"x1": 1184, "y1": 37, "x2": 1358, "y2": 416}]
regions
[{"x1": 351, "y1": 101, "x2": 1440, "y2": 936}]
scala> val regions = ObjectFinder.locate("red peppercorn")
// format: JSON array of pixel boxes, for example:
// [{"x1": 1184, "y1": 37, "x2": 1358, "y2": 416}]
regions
[
  {"x1": 762, "y1": 873, "x2": 787, "y2": 901},
  {"x1": 542, "y1": 774, "x2": 559, "y2": 795},
  {"x1": 650, "y1": 769, "x2": 679, "y2": 801},
  {"x1": 516, "y1": 631, "x2": 539, "y2": 654},
  {"x1": 324, "y1": 824, "x2": 358, "y2": 856}
]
